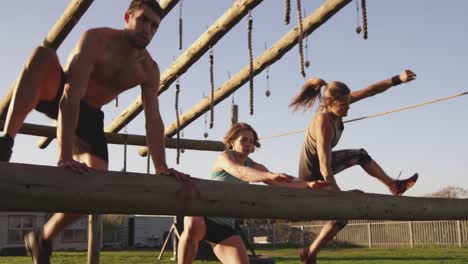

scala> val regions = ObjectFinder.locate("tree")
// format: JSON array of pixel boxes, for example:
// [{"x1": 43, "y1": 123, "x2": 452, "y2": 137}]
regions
[{"x1": 426, "y1": 186, "x2": 468, "y2": 198}]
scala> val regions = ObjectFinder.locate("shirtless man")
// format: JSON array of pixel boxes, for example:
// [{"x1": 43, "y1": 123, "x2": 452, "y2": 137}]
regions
[{"x1": 0, "y1": 1, "x2": 189, "y2": 262}]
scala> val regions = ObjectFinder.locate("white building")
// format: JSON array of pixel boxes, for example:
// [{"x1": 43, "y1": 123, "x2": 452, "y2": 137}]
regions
[
  {"x1": 0, "y1": 212, "x2": 88, "y2": 255},
  {"x1": 0, "y1": 213, "x2": 173, "y2": 255}
]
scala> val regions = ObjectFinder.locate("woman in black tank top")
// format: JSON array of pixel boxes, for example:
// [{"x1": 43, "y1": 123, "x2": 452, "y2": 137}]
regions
[{"x1": 290, "y1": 70, "x2": 420, "y2": 264}]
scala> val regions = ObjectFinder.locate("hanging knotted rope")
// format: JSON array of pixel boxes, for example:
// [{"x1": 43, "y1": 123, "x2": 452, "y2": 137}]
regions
[
  {"x1": 209, "y1": 47, "x2": 215, "y2": 128},
  {"x1": 303, "y1": 8, "x2": 310, "y2": 68},
  {"x1": 115, "y1": 96, "x2": 119, "y2": 107},
  {"x1": 361, "y1": 0, "x2": 368, "y2": 39},
  {"x1": 296, "y1": 0, "x2": 306, "y2": 77},
  {"x1": 175, "y1": 77, "x2": 181, "y2": 164},
  {"x1": 247, "y1": 10, "x2": 254, "y2": 115},
  {"x1": 355, "y1": 0, "x2": 362, "y2": 34},
  {"x1": 285, "y1": 0, "x2": 291, "y2": 25},
  {"x1": 178, "y1": 0, "x2": 184, "y2": 50},
  {"x1": 180, "y1": 110, "x2": 185, "y2": 154}
]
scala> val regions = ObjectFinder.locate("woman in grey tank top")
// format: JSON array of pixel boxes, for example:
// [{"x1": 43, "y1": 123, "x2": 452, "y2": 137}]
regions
[{"x1": 291, "y1": 70, "x2": 420, "y2": 264}]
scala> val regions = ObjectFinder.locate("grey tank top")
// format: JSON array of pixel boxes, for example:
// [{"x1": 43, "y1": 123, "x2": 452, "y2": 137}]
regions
[{"x1": 298, "y1": 113, "x2": 344, "y2": 181}]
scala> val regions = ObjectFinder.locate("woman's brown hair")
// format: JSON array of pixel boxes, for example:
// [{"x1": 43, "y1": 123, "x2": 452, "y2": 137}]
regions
[
  {"x1": 290, "y1": 78, "x2": 350, "y2": 112},
  {"x1": 223, "y1": 123, "x2": 261, "y2": 151}
]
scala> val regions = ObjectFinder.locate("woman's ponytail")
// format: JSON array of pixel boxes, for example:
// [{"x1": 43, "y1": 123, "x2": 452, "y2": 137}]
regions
[{"x1": 289, "y1": 77, "x2": 326, "y2": 112}]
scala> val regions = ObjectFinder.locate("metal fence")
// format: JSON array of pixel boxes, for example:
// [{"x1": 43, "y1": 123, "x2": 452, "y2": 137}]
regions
[{"x1": 242, "y1": 220, "x2": 468, "y2": 248}]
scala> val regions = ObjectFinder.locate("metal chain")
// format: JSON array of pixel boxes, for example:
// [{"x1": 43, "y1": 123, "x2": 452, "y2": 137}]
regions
[
  {"x1": 248, "y1": 11, "x2": 254, "y2": 115},
  {"x1": 227, "y1": 70, "x2": 235, "y2": 105},
  {"x1": 355, "y1": 0, "x2": 362, "y2": 34},
  {"x1": 264, "y1": 42, "x2": 271, "y2": 97},
  {"x1": 123, "y1": 127, "x2": 127, "y2": 172},
  {"x1": 203, "y1": 92, "x2": 209, "y2": 138}
]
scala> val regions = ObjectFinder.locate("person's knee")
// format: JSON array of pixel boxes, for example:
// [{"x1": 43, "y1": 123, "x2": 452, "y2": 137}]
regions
[
  {"x1": 332, "y1": 220, "x2": 348, "y2": 230},
  {"x1": 357, "y1": 148, "x2": 372, "y2": 166},
  {"x1": 32, "y1": 46, "x2": 57, "y2": 60},
  {"x1": 27, "y1": 46, "x2": 59, "y2": 69},
  {"x1": 183, "y1": 217, "x2": 205, "y2": 241}
]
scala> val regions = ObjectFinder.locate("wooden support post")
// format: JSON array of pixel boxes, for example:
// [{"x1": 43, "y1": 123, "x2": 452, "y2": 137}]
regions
[
  {"x1": 1, "y1": 162, "x2": 468, "y2": 220},
  {"x1": 408, "y1": 221, "x2": 414, "y2": 248},
  {"x1": 367, "y1": 220, "x2": 372, "y2": 248},
  {"x1": 456, "y1": 220, "x2": 462, "y2": 248},
  {"x1": 139, "y1": 0, "x2": 353, "y2": 156},
  {"x1": 87, "y1": 215, "x2": 101, "y2": 264}
]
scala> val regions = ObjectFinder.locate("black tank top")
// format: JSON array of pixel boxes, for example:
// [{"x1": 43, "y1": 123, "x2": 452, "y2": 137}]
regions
[{"x1": 298, "y1": 113, "x2": 344, "y2": 181}]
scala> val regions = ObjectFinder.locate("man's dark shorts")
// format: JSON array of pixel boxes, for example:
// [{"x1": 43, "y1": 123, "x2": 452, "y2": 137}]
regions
[
  {"x1": 203, "y1": 217, "x2": 238, "y2": 244},
  {"x1": 35, "y1": 69, "x2": 108, "y2": 161}
]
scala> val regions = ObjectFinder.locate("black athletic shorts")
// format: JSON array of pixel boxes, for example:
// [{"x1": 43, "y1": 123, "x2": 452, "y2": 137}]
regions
[
  {"x1": 35, "y1": 68, "x2": 108, "y2": 161},
  {"x1": 203, "y1": 217, "x2": 238, "y2": 244}
]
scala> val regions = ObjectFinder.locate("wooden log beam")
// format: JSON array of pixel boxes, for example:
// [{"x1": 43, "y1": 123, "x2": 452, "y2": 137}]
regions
[
  {"x1": 35, "y1": 0, "x2": 181, "y2": 149},
  {"x1": 102, "y1": 0, "x2": 263, "y2": 133},
  {"x1": 42, "y1": 0, "x2": 95, "y2": 49},
  {"x1": 138, "y1": 0, "x2": 353, "y2": 156},
  {"x1": 0, "y1": 0, "x2": 95, "y2": 120},
  {"x1": 0, "y1": 120, "x2": 224, "y2": 152},
  {"x1": 158, "y1": 0, "x2": 181, "y2": 19},
  {"x1": 1, "y1": 162, "x2": 467, "y2": 220}
]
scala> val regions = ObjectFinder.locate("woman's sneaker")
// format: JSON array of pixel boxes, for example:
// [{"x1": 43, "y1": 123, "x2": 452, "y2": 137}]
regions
[
  {"x1": 390, "y1": 173, "x2": 419, "y2": 196},
  {"x1": 300, "y1": 248, "x2": 317, "y2": 264}
]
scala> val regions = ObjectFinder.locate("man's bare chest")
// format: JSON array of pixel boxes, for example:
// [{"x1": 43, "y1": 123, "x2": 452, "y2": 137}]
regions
[{"x1": 90, "y1": 57, "x2": 144, "y2": 92}]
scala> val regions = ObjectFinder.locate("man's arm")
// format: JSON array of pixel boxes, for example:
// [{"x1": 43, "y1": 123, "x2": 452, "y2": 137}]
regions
[
  {"x1": 141, "y1": 59, "x2": 191, "y2": 183},
  {"x1": 350, "y1": 69, "x2": 417, "y2": 104},
  {"x1": 140, "y1": 60, "x2": 169, "y2": 174},
  {"x1": 57, "y1": 30, "x2": 99, "y2": 170}
]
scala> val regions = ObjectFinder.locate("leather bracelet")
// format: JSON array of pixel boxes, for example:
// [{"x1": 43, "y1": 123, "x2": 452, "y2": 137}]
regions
[{"x1": 391, "y1": 75, "x2": 402, "y2": 86}]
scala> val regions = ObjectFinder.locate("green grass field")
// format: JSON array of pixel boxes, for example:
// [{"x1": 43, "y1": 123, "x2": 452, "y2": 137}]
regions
[{"x1": 1, "y1": 247, "x2": 467, "y2": 264}]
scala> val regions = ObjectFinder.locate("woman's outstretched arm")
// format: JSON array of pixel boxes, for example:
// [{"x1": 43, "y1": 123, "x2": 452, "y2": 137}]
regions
[
  {"x1": 350, "y1": 69, "x2": 417, "y2": 104},
  {"x1": 213, "y1": 152, "x2": 292, "y2": 183}
]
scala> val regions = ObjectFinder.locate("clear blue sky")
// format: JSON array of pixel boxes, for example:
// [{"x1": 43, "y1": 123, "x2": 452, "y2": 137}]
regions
[{"x1": 1, "y1": 1, "x2": 467, "y2": 196}]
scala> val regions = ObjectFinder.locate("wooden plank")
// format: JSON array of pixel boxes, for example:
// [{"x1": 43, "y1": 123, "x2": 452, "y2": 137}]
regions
[{"x1": 1, "y1": 162, "x2": 467, "y2": 220}]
